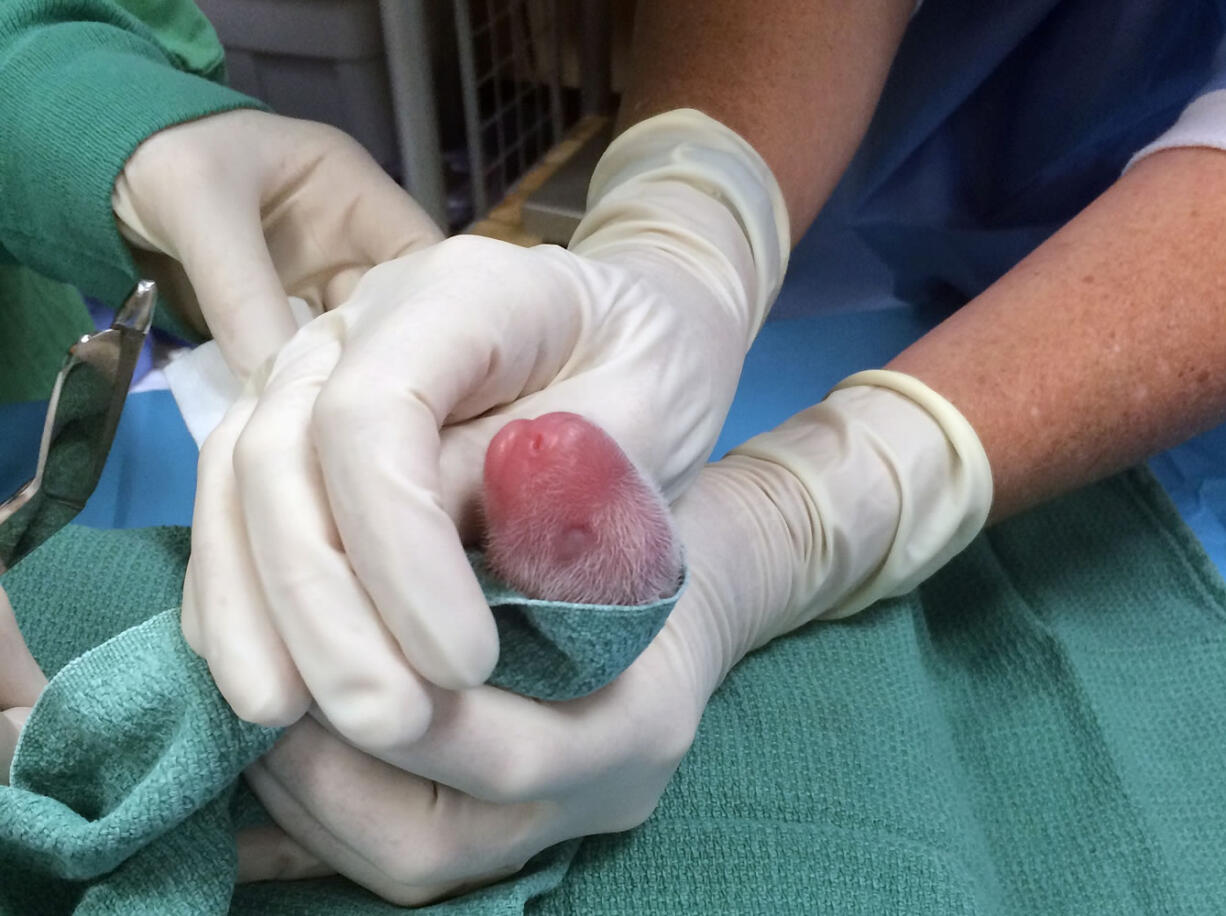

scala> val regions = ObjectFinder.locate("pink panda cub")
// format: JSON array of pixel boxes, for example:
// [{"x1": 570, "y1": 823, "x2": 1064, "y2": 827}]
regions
[{"x1": 483, "y1": 412, "x2": 681, "y2": 605}]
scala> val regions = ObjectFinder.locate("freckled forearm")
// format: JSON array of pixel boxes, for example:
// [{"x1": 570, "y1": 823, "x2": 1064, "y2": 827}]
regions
[{"x1": 888, "y1": 147, "x2": 1226, "y2": 523}]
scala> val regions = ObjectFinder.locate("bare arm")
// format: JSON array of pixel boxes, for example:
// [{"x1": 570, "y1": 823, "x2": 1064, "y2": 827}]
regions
[
  {"x1": 616, "y1": 0, "x2": 914, "y2": 242},
  {"x1": 616, "y1": 7, "x2": 1226, "y2": 527},
  {"x1": 889, "y1": 147, "x2": 1226, "y2": 523}
]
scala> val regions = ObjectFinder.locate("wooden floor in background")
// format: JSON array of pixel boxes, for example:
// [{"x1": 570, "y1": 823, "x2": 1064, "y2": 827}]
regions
[{"x1": 465, "y1": 115, "x2": 609, "y2": 247}]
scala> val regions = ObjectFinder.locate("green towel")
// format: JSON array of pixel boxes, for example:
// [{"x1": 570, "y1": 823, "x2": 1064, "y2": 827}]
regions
[{"x1": 2, "y1": 468, "x2": 1224, "y2": 914}]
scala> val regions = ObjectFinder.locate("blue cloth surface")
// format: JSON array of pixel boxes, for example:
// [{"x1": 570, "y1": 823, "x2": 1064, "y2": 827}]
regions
[{"x1": 0, "y1": 390, "x2": 197, "y2": 531}]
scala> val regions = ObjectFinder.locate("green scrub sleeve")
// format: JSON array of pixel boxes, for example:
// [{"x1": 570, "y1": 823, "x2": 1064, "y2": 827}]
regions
[{"x1": 0, "y1": 1, "x2": 265, "y2": 309}]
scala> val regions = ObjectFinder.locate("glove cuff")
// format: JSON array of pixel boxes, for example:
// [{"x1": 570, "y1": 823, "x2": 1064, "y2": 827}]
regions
[
  {"x1": 729, "y1": 370, "x2": 993, "y2": 640},
  {"x1": 0, "y1": 17, "x2": 261, "y2": 309},
  {"x1": 570, "y1": 109, "x2": 790, "y2": 345},
  {"x1": 823, "y1": 370, "x2": 993, "y2": 617}
]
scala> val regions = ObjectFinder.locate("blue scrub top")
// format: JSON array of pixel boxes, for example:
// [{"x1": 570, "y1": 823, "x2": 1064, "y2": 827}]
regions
[{"x1": 777, "y1": 0, "x2": 1226, "y2": 320}]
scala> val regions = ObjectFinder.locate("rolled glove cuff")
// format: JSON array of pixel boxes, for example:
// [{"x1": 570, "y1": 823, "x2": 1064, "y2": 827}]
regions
[
  {"x1": 570, "y1": 109, "x2": 791, "y2": 345},
  {"x1": 824, "y1": 370, "x2": 993, "y2": 616},
  {"x1": 729, "y1": 370, "x2": 993, "y2": 642}
]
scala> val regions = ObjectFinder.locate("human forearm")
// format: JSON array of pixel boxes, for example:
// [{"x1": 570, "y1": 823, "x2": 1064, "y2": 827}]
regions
[
  {"x1": 665, "y1": 147, "x2": 1226, "y2": 659},
  {"x1": 616, "y1": 0, "x2": 913, "y2": 241},
  {"x1": 0, "y1": 1, "x2": 258, "y2": 306},
  {"x1": 888, "y1": 147, "x2": 1226, "y2": 523}
]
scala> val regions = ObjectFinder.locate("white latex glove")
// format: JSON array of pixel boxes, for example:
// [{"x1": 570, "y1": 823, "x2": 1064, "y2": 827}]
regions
[
  {"x1": 112, "y1": 109, "x2": 443, "y2": 378},
  {"x1": 183, "y1": 110, "x2": 791, "y2": 751},
  {"x1": 0, "y1": 584, "x2": 46, "y2": 786},
  {"x1": 236, "y1": 371, "x2": 993, "y2": 905}
]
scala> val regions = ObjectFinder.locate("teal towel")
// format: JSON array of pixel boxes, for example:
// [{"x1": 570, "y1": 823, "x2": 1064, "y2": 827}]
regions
[
  {"x1": 476, "y1": 551, "x2": 683, "y2": 700},
  {"x1": 2, "y1": 468, "x2": 1224, "y2": 913}
]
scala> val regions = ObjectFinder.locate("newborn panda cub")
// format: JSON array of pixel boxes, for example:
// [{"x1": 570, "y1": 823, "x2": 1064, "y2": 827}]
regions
[{"x1": 483, "y1": 412, "x2": 682, "y2": 605}]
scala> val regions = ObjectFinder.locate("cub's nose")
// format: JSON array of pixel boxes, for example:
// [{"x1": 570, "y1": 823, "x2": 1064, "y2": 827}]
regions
[{"x1": 483, "y1": 412, "x2": 592, "y2": 500}]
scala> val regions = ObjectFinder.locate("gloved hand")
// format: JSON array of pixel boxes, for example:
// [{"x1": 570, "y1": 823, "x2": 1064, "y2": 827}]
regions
[
  {"x1": 0, "y1": 584, "x2": 46, "y2": 786},
  {"x1": 236, "y1": 371, "x2": 993, "y2": 904},
  {"x1": 112, "y1": 109, "x2": 443, "y2": 378},
  {"x1": 182, "y1": 109, "x2": 791, "y2": 751}
]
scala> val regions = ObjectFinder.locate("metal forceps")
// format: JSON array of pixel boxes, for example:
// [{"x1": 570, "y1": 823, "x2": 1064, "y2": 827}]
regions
[{"x1": 0, "y1": 281, "x2": 156, "y2": 573}]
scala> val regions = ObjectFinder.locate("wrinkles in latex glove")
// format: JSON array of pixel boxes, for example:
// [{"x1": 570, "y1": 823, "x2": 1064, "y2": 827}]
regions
[
  {"x1": 184, "y1": 111, "x2": 788, "y2": 751},
  {"x1": 112, "y1": 109, "x2": 443, "y2": 378},
  {"x1": 237, "y1": 463, "x2": 764, "y2": 905},
  {"x1": 234, "y1": 374, "x2": 993, "y2": 905},
  {"x1": 0, "y1": 585, "x2": 46, "y2": 786},
  {"x1": 183, "y1": 226, "x2": 755, "y2": 754}
]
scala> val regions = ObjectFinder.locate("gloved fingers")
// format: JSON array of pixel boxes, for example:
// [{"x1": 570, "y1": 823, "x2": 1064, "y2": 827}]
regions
[
  {"x1": 360, "y1": 684, "x2": 581, "y2": 803},
  {"x1": 425, "y1": 268, "x2": 734, "y2": 522},
  {"x1": 311, "y1": 240, "x2": 637, "y2": 553},
  {"x1": 368, "y1": 655, "x2": 690, "y2": 810},
  {"x1": 170, "y1": 197, "x2": 301, "y2": 381},
  {"x1": 177, "y1": 563, "x2": 203, "y2": 655},
  {"x1": 249, "y1": 717, "x2": 555, "y2": 905},
  {"x1": 310, "y1": 383, "x2": 496, "y2": 693},
  {"x1": 305, "y1": 254, "x2": 587, "y2": 689},
  {"x1": 126, "y1": 246, "x2": 210, "y2": 339},
  {"x1": 432, "y1": 419, "x2": 498, "y2": 543},
  {"x1": 235, "y1": 824, "x2": 334, "y2": 883},
  {"x1": 0, "y1": 707, "x2": 32, "y2": 786},
  {"x1": 345, "y1": 177, "x2": 445, "y2": 262},
  {"x1": 187, "y1": 393, "x2": 311, "y2": 727},
  {"x1": 0, "y1": 584, "x2": 45, "y2": 708},
  {"x1": 230, "y1": 322, "x2": 436, "y2": 748},
  {"x1": 0, "y1": 710, "x2": 17, "y2": 785},
  {"x1": 296, "y1": 141, "x2": 445, "y2": 308}
]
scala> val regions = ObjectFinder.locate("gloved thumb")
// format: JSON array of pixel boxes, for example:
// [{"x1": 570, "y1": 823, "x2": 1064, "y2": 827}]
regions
[
  {"x1": 152, "y1": 199, "x2": 301, "y2": 380},
  {"x1": 235, "y1": 824, "x2": 333, "y2": 883},
  {"x1": 175, "y1": 214, "x2": 301, "y2": 380},
  {"x1": 0, "y1": 707, "x2": 32, "y2": 786},
  {"x1": 114, "y1": 169, "x2": 299, "y2": 380},
  {"x1": 0, "y1": 585, "x2": 45, "y2": 709},
  {"x1": 437, "y1": 418, "x2": 500, "y2": 545}
]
